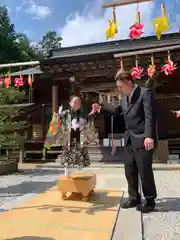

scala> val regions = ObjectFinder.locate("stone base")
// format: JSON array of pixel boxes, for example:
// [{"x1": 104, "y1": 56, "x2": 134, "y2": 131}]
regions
[
  {"x1": 0, "y1": 160, "x2": 18, "y2": 175},
  {"x1": 57, "y1": 172, "x2": 96, "y2": 201}
]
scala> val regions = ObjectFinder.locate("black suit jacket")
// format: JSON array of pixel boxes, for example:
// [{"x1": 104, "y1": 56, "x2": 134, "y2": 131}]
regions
[{"x1": 102, "y1": 86, "x2": 157, "y2": 149}]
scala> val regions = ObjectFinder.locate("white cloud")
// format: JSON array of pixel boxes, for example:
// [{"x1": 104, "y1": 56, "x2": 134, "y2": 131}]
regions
[
  {"x1": 23, "y1": 0, "x2": 52, "y2": 20},
  {"x1": 59, "y1": 0, "x2": 155, "y2": 47},
  {"x1": 23, "y1": 29, "x2": 35, "y2": 40},
  {"x1": 59, "y1": 0, "x2": 180, "y2": 47}
]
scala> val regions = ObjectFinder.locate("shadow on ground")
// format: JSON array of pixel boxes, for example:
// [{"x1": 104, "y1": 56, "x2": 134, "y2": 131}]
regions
[
  {"x1": 7, "y1": 237, "x2": 55, "y2": 240},
  {"x1": 0, "y1": 169, "x2": 64, "y2": 197},
  {"x1": 12, "y1": 190, "x2": 123, "y2": 215},
  {"x1": 155, "y1": 197, "x2": 180, "y2": 212},
  {"x1": 16, "y1": 169, "x2": 64, "y2": 176},
  {"x1": 0, "y1": 180, "x2": 58, "y2": 196}
]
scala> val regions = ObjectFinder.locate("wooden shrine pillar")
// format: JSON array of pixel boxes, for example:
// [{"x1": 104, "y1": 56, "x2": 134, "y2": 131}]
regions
[
  {"x1": 41, "y1": 104, "x2": 46, "y2": 139},
  {"x1": 27, "y1": 87, "x2": 34, "y2": 140},
  {"x1": 52, "y1": 84, "x2": 58, "y2": 113},
  {"x1": 153, "y1": 140, "x2": 169, "y2": 163},
  {"x1": 28, "y1": 88, "x2": 34, "y2": 103}
]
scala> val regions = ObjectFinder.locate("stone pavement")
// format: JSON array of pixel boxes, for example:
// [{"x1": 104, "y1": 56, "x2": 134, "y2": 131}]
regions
[{"x1": 0, "y1": 165, "x2": 180, "y2": 239}]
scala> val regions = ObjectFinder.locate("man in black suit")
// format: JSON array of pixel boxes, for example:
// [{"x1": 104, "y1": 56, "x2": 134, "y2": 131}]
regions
[{"x1": 91, "y1": 71, "x2": 157, "y2": 213}]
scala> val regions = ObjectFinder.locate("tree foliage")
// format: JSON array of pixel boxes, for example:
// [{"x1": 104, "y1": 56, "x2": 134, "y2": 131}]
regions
[
  {"x1": 0, "y1": 6, "x2": 63, "y2": 65},
  {"x1": 33, "y1": 31, "x2": 63, "y2": 58},
  {"x1": 0, "y1": 6, "x2": 38, "y2": 65},
  {"x1": 0, "y1": 6, "x2": 63, "y2": 150},
  {"x1": 0, "y1": 86, "x2": 28, "y2": 148}
]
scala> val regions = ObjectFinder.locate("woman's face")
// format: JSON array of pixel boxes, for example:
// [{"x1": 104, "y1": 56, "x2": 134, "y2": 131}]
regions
[{"x1": 69, "y1": 97, "x2": 81, "y2": 110}]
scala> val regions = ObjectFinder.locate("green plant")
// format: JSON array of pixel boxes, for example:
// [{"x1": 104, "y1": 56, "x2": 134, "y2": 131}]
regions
[{"x1": 0, "y1": 86, "x2": 28, "y2": 148}]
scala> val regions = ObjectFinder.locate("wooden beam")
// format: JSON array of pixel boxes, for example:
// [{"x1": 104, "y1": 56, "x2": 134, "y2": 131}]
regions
[
  {"x1": 75, "y1": 70, "x2": 115, "y2": 78},
  {"x1": 0, "y1": 61, "x2": 40, "y2": 69},
  {"x1": 80, "y1": 82, "x2": 116, "y2": 92},
  {"x1": 114, "y1": 45, "x2": 180, "y2": 58},
  {"x1": 102, "y1": 0, "x2": 152, "y2": 8}
]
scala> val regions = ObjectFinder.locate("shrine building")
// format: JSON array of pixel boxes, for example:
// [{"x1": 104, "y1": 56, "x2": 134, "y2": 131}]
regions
[{"x1": 11, "y1": 33, "x2": 180, "y2": 163}]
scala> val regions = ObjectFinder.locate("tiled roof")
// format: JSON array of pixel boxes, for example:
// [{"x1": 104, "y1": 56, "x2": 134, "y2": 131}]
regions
[
  {"x1": 11, "y1": 67, "x2": 43, "y2": 77},
  {"x1": 48, "y1": 33, "x2": 180, "y2": 59}
]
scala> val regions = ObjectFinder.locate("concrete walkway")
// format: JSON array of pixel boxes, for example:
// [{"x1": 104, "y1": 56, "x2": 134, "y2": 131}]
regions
[
  {"x1": 0, "y1": 165, "x2": 180, "y2": 239},
  {"x1": 19, "y1": 162, "x2": 180, "y2": 170}
]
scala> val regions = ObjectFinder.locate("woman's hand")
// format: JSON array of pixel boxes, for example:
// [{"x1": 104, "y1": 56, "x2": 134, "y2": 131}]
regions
[{"x1": 89, "y1": 103, "x2": 101, "y2": 115}]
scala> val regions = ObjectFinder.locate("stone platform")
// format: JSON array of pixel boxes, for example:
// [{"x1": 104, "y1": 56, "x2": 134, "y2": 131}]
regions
[{"x1": 0, "y1": 186, "x2": 122, "y2": 240}]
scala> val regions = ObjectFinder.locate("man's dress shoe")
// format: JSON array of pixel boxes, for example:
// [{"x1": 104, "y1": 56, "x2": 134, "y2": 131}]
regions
[
  {"x1": 136, "y1": 199, "x2": 155, "y2": 213},
  {"x1": 121, "y1": 200, "x2": 141, "y2": 209}
]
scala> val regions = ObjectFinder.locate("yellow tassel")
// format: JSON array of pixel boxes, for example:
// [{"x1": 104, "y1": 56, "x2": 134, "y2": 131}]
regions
[
  {"x1": 152, "y1": 3, "x2": 171, "y2": 40},
  {"x1": 105, "y1": 19, "x2": 117, "y2": 39},
  {"x1": 105, "y1": 7, "x2": 118, "y2": 40}
]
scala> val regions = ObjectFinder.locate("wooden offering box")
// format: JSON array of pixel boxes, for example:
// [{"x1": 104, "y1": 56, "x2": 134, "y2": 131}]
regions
[{"x1": 57, "y1": 172, "x2": 96, "y2": 201}]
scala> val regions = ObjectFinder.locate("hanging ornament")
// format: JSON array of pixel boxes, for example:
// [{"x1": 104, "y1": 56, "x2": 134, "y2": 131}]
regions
[
  {"x1": 147, "y1": 55, "x2": 156, "y2": 78},
  {"x1": 4, "y1": 71, "x2": 11, "y2": 88},
  {"x1": 28, "y1": 74, "x2": 33, "y2": 88},
  {"x1": 152, "y1": 3, "x2": 171, "y2": 40},
  {"x1": 4, "y1": 77, "x2": 11, "y2": 88},
  {"x1": 176, "y1": 111, "x2": 180, "y2": 119},
  {"x1": 161, "y1": 51, "x2": 176, "y2": 75},
  {"x1": 171, "y1": 110, "x2": 180, "y2": 119},
  {"x1": 14, "y1": 78, "x2": 23, "y2": 87},
  {"x1": 129, "y1": 5, "x2": 144, "y2": 40},
  {"x1": 131, "y1": 57, "x2": 144, "y2": 80},
  {"x1": 15, "y1": 69, "x2": 24, "y2": 87},
  {"x1": 19, "y1": 70, "x2": 23, "y2": 82},
  {"x1": 105, "y1": 7, "x2": 117, "y2": 40}
]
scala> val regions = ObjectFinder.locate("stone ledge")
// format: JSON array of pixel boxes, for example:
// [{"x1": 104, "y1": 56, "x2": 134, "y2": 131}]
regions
[
  {"x1": 18, "y1": 162, "x2": 180, "y2": 171},
  {"x1": 0, "y1": 161, "x2": 18, "y2": 175}
]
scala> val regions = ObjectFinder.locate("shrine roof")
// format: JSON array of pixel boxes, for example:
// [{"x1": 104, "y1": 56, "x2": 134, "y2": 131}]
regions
[
  {"x1": 11, "y1": 66, "x2": 43, "y2": 77},
  {"x1": 47, "y1": 33, "x2": 180, "y2": 61}
]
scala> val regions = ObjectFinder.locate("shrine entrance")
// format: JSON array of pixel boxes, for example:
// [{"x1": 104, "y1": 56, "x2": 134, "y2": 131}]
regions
[{"x1": 39, "y1": 33, "x2": 180, "y2": 163}]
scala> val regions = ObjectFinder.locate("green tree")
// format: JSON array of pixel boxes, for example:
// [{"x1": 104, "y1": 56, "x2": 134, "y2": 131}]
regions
[
  {"x1": 34, "y1": 31, "x2": 63, "y2": 57},
  {"x1": 0, "y1": 5, "x2": 38, "y2": 67},
  {"x1": 0, "y1": 86, "x2": 28, "y2": 148},
  {"x1": 16, "y1": 33, "x2": 37, "y2": 61}
]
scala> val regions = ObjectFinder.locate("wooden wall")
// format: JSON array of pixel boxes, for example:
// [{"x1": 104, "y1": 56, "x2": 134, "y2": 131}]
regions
[
  {"x1": 30, "y1": 68, "x2": 180, "y2": 141},
  {"x1": 156, "y1": 69, "x2": 180, "y2": 138}
]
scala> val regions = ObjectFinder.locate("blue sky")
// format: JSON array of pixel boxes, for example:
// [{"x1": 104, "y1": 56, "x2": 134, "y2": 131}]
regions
[{"x1": 2, "y1": 0, "x2": 180, "y2": 46}]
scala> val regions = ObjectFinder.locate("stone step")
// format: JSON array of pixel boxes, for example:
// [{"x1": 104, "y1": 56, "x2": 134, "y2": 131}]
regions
[
  {"x1": 88, "y1": 153, "x2": 124, "y2": 162},
  {"x1": 87, "y1": 146, "x2": 124, "y2": 154}
]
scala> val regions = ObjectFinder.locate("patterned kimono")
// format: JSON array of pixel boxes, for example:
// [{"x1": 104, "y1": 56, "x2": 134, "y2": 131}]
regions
[{"x1": 52, "y1": 107, "x2": 99, "y2": 167}]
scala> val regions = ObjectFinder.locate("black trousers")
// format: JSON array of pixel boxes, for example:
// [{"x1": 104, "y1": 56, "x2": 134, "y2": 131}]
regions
[{"x1": 124, "y1": 144, "x2": 157, "y2": 201}]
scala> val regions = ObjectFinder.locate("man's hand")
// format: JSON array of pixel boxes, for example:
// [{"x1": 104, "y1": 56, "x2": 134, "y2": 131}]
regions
[
  {"x1": 89, "y1": 103, "x2": 101, "y2": 115},
  {"x1": 144, "y1": 138, "x2": 154, "y2": 151}
]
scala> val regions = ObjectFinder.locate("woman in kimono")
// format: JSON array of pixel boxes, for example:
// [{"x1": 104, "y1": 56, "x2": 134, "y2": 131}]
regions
[{"x1": 56, "y1": 95, "x2": 99, "y2": 168}]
